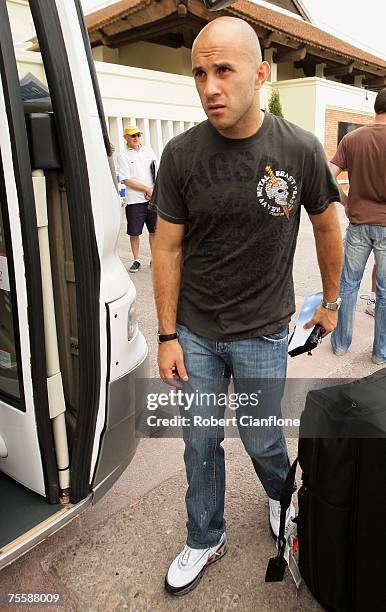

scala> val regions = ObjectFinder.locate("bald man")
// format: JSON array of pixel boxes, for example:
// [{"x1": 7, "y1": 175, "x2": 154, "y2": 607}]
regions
[{"x1": 152, "y1": 17, "x2": 343, "y2": 595}]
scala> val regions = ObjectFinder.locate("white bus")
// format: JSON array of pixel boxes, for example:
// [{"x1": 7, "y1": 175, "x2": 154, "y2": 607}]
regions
[{"x1": 0, "y1": 0, "x2": 230, "y2": 571}]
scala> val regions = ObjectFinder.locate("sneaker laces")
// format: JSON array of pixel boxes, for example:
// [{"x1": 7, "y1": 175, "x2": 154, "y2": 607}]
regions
[
  {"x1": 208, "y1": 541, "x2": 223, "y2": 560},
  {"x1": 179, "y1": 538, "x2": 222, "y2": 567},
  {"x1": 180, "y1": 545, "x2": 192, "y2": 567}
]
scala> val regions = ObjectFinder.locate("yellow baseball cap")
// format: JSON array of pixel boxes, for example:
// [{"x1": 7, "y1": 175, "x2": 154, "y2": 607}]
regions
[{"x1": 124, "y1": 125, "x2": 142, "y2": 136}]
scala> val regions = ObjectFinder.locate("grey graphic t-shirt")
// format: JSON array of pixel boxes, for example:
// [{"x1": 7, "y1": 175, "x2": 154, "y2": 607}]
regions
[{"x1": 153, "y1": 112, "x2": 339, "y2": 341}]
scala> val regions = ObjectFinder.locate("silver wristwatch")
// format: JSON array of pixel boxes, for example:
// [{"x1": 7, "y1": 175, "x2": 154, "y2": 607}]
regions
[{"x1": 322, "y1": 297, "x2": 342, "y2": 311}]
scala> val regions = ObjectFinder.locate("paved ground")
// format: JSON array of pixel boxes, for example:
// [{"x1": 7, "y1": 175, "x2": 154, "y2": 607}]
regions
[{"x1": 0, "y1": 204, "x2": 381, "y2": 611}]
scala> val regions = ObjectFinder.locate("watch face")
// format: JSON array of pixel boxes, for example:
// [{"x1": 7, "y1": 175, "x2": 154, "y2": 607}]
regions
[{"x1": 323, "y1": 298, "x2": 341, "y2": 310}]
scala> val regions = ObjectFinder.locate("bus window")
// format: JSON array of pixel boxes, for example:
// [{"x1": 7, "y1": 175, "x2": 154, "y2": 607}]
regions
[
  {"x1": 0, "y1": 0, "x2": 60, "y2": 501},
  {"x1": 0, "y1": 0, "x2": 46, "y2": 411},
  {"x1": 0, "y1": 201, "x2": 22, "y2": 405}
]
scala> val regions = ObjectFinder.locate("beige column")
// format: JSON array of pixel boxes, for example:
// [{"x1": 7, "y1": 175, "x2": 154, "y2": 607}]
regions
[
  {"x1": 316, "y1": 63, "x2": 325, "y2": 78},
  {"x1": 93, "y1": 45, "x2": 119, "y2": 63},
  {"x1": 264, "y1": 48, "x2": 277, "y2": 82},
  {"x1": 354, "y1": 75, "x2": 364, "y2": 88}
]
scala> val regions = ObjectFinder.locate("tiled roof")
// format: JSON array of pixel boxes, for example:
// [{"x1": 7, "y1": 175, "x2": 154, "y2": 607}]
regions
[
  {"x1": 229, "y1": 0, "x2": 386, "y2": 69},
  {"x1": 85, "y1": 0, "x2": 146, "y2": 31},
  {"x1": 85, "y1": 0, "x2": 386, "y2": 71}
]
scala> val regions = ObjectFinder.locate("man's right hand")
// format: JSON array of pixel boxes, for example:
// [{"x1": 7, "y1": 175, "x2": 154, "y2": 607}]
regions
[
  {"x1": 158, "y1": 340, "x2": 188, "y2": 388},
  {"x1": 145, "y1": 187, "x2": 153, "y2": 200}
]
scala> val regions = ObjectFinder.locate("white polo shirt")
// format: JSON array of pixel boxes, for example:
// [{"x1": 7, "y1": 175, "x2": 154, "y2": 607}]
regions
[{"x1": 117, "y1": 145, "x2": 157, "y2": 205}]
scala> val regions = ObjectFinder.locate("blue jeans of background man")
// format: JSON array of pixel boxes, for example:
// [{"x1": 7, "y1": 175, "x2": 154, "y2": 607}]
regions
[
  {"x1": 331, "y1": 223, "x2": 386, "y2": 361},
  {"x1": 176, "y1": 322, "x2": 291, "y2": 549}
]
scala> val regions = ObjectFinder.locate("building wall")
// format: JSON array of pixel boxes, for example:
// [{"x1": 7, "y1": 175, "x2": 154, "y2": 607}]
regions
[
  {"x1": 6, "y1": 0, "x2": 34, "y2": 47},
  {"x1": 92, "y1": 46, "x2": 119, "y2": 64},
  {"x1": 92, "y1": 42, "x2": 193, "y2": 77},
  {"x1": 274, "y1": 78, "x2": 317, "y2": 133},
  {"x1": 324, "y1": 108, "x2": 373, "y2": 161},
  {"x1": 277, "y1": 62, "x2": 304, "y2": 81},
  {"x1": 324, "y1": 108, "x2": 373, "y2": 183},
  {"x1": 93, "y1": 42, "x2": 310, "y2": 81},
  {"x1": 314, "y1": 78, "x2": 375, "y2": 145},
  {"x1": 15, "y1": 49, "x2": 46, "y2": 83}
]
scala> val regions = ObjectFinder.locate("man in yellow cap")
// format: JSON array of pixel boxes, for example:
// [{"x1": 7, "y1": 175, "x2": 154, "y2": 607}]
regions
[{"x1": 118, "y1": 125, "x2": 157, "y2": 272}]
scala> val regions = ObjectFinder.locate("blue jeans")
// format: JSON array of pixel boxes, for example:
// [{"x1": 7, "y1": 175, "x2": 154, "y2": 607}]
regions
[
  {"x1": 331, "y1": 223, "x2": 386, "y2": 361},
  {"x1": 176, "y1": 323, "x2": 291, "y2": 549}
]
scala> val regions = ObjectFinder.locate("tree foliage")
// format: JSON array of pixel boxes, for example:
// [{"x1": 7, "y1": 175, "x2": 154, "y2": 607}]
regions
[{"x1": 268, "y1": 89, "x2": 284, "y2": 118}]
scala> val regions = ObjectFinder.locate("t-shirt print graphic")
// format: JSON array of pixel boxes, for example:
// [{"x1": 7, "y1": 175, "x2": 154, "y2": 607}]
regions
[
  {"x1": 199, "y1": 191, "x2": 264, "y2": 306},
  {"x1": 256, "y1": 164, "x2": 299, "y2": 219}
]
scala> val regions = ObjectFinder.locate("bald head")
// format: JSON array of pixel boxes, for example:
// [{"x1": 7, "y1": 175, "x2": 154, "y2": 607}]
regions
[
  {"x1": 191, "y1": 16, "x2": 269, "y2": 138},
  {"x1": 192, "y1": 17, "x2": 262, "y2": 66}
]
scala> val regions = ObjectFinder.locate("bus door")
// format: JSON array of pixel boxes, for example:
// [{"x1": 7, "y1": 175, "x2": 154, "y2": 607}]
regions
[
  {"x1": 2, "y1": 0, "x2": 148, "y2": 510},
  {"x1": 0, "y1": 1, "x2": 59, "y2": 502},
  {"x1": 1, "y1": 0, "x2": 149, "y2": 518}
]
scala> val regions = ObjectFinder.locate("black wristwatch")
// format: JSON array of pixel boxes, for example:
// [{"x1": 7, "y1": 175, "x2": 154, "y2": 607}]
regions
[{"x1": 157, "y1": 332, "x2": 179, "y2": 344}]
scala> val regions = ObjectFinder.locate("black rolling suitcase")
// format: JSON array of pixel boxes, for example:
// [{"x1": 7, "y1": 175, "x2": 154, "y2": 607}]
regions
[{"x1": 266, "y1": 368, "x2": 386, "y2": 612}]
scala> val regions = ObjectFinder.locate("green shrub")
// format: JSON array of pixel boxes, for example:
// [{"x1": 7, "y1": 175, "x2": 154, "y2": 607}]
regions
[{"x1": 268, "y1": 88, "x2": 284, "y2": 118}]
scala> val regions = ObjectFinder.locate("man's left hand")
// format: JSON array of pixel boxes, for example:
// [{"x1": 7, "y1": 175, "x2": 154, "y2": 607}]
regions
[{"x1": 304, "y1": 304, "x2": 338, "y2": 337}]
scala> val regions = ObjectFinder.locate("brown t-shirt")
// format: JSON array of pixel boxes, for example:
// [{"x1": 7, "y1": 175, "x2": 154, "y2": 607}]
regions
[{"x1": 331, "y1": 124, "x2": 386, "y2": 225}]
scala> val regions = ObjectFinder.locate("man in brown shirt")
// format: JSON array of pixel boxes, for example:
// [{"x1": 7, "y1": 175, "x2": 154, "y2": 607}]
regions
[{"x1": 329, "y1": 88, "x2": 386, "y2": 364}]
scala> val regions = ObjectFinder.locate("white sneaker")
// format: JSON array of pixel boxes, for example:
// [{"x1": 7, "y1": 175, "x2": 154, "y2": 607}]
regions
[
  {"x1": 366, "y1": 302, "x2": 375, "y2": 317},
  {"x1": 372, "y1": 355, "x2": 386, "y2": 365},
  {"x1": 360, "y1": 294, "x2": 375, "y2": 317},
  {"x1": 269, "y1": 497, "x2": 296, "y2": 540},
  {"x1": 165, "y1": 532, "x2": 227, "y2": 596}
]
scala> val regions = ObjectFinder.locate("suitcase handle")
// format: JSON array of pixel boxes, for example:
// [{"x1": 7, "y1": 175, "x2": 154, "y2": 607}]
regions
[{"x1": 265, "y1": 457, "x2": 298, "y2": 582}]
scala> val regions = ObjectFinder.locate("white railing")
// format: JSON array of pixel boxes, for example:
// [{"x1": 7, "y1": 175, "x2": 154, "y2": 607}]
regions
[
  {"x1": 108, "y1": 115, "x2": 199, "y2": 162},
  {"x1": 95, "y1": 61, "x2": 207, "y2": 161}
]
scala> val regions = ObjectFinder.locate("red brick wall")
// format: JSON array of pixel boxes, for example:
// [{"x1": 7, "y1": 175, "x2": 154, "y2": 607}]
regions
[{"x1": 324, "y1": 108, "x2": 373, "y2": 183}]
